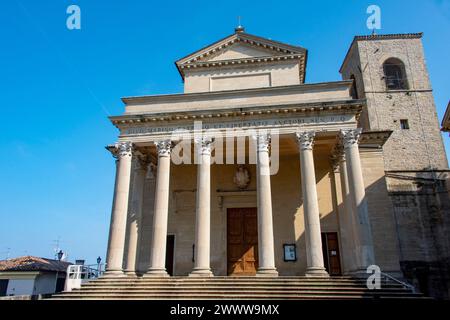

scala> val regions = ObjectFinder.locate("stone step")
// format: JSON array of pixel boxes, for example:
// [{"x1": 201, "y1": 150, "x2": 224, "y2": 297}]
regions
[
  {"x1": 52, "y1": 295, "x2": 371, "y2": 300},
  {"x1": 83, "y1": 282, "x2": 403, "y2": 288},
  {"x1": 76, "y1": 285, "x2": 406, "y2": 291},
  {"x1": 81, "y1": 279, "x2": 403, "y2": 285},
  {"x1": 52, "y1": 276, "x2": 422, "y2": 300},
  {"x1": 88, "y1": 279, "x2": 378, "y2": 285},
  {"x1": 52, "y1": 291, "x2": 424, "y2": 299},
  {"x1": 69, "y1": 286, "x2": 411, "y2": 291},
  {"x1": 63, "y1": 291, "x2": 414, "y2": 298},
  {"x1": 94, "y1": 276, "x2": 362, "y2": 281}
]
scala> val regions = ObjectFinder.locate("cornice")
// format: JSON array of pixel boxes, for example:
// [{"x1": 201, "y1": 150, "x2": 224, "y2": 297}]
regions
[
  {"x1": 354, "y1": 33, "x2": 423, "y2": 41},
  {"x1": 359, "y1": 130, "x2": 392, "y2": 147},
  {"x1": 180, "y1": 54, "x2": 304, "y2": 71},
  {"x1": 110, "y1": 99, "x2": 364, "y2": 129},
  {"x1": 176, "y1": 32, "x2": 306, "y2": 65}
]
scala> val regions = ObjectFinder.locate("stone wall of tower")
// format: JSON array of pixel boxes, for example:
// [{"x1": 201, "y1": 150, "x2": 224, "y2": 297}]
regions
[
  {"x1": 388, "y1": 174, "x2": 450, "y2": 299},
  {"x1": 341, "y1": 36, "x2": 448, "y2": 171}
]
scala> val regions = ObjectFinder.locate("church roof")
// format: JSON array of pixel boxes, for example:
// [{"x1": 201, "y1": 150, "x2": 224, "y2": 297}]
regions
[{"x1": 175, "y1": 29, "x2": 308, "y2": 83}]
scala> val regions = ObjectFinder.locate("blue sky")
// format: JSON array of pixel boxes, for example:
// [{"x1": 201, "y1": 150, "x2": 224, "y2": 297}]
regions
[{"x1": 0, "y1": 0, "x2": 449, "y2": 265}]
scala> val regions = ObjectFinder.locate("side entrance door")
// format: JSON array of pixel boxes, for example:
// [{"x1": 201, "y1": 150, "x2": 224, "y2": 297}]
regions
[
  {"x1": 166, "y1": 235, "x2": 175, "y2": 276},
  {"x1": 227, "y1": 208, "x2": 258, "y2": 275},
  {"x1": 321, "y1": 232, "x2": 342, "y2": 275}
]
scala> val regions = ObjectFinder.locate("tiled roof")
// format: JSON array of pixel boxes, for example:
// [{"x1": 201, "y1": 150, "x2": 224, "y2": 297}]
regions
[{"x1": 0, "y1": 256, "x2": 72, "y2": 273}]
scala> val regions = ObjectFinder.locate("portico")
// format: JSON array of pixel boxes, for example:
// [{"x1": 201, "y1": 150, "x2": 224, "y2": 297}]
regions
[{"x1": 105, "y1": 106, "x2": 380, "y2": 278}]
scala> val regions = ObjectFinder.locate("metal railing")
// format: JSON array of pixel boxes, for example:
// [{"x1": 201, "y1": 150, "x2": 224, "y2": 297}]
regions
[
  {"x1": 380, "y1": 272, "x2": 416, "y2": 293},
  {"x1": 64, "y1": 264, "x2": 105, "y2": 292},
  {"x1": 67, "y1": 264, "x2": 104, "y2": 280}
]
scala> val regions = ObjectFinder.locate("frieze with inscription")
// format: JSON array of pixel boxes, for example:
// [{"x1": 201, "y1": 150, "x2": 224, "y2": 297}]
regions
[{"x1": 122, "y1": 115, "x2": 354, "y2": 136}]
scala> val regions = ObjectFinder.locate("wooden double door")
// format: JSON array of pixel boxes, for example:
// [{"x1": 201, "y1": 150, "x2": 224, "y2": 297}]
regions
[{"x1": 227, "y1": 208, "x2": 258, "y2": 275}]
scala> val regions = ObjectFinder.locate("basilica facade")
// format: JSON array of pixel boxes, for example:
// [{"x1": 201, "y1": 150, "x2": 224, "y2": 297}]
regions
[{"x1": 104, "y1": 28, "x2": 450, "y2": 298}]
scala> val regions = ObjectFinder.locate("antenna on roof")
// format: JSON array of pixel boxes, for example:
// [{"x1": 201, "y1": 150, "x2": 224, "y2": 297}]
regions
[
  {"x1": 235, "y1": 16, "x2": 245, "y2": 33},
  {"x1": 1, "y1": 247, "x2": 11, "y2": 260},
  {"x1": 52, "y1": 236, "x2": 64, "y2": 259}
]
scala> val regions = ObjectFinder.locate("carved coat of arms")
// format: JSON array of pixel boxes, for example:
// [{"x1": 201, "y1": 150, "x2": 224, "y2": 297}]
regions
[{"x1": 233, "y1": 165, "x2": 250, "y2": 189}]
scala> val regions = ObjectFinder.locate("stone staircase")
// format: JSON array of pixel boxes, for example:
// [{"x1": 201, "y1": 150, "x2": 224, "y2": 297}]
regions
[{"x1": 51, "y1": 276, "x2": 428, "y2": 300}]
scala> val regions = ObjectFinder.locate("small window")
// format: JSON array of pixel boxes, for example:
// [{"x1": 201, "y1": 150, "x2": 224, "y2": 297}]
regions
[
  {"x1": 400, "y1": 119, "x2": 410, "y2": 129},
  {"x1": 383, "y1": 58, "x2": 408, "y2": 90}
]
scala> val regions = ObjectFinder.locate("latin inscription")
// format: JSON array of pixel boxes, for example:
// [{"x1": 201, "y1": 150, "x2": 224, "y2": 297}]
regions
[{"x1": 123, "y1": 115, "x2": 352, "y2": 135}]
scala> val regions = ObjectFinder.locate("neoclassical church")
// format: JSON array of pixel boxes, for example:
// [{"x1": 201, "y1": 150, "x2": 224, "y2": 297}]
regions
[{"x1": 101, "y1": 27, "x2": 449, "y2": 299}]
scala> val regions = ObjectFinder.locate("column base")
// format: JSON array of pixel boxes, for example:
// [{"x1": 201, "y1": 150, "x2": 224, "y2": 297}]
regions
[
  {"x1": 189, "y1": 269, "x2": 214, "y2": 277},
  {"x1": 144, "y1": 268, "x2": 169, "y2": 277},
  {"x1": 103, "y1": 270, "x2": 126, "y2": 277},
  {"x1": 256, "y1": 268, "x2": 279, "y2": 277},
  {"x1": 305, "y1": 267, "x2": 329, "y2": 277},
  {"x1": 124, "y1": 270, "x2": 138, "y2": 277}
]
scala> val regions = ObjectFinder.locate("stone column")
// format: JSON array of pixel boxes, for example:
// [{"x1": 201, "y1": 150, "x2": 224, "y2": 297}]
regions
[
  {"x1": 146, "y1": 140, "x2": 172, "y2": 277},
  {"x1": 137, "y1": 162, "x2": 157, "y2": 273},
  {"x1": 255, "y1": 133, "x2": 278, "y2": 276},
  {"x1": 124, "y1": 155, "x2": 147, "y2": 275},
  {"x1": 105, "y1": 141, "x2": 133, "y2": 275},
  {"x1": 341, "y1": 129, "x2": 375, "y2": 271},
  {"x1": 296, "y1": 131, "x2": 328, "y2": 277},
  {"x1": 336, "y1": 152, "x2": 358, "y2": 273},
  {"x1": 190, "y1": 137, "x2": 214, "y2": 277}
]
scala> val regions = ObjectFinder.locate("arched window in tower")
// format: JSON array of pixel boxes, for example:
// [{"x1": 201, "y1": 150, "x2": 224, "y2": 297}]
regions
[
  {"x1": 349, "y1": 75, "x2": 359, "y2": 99},
  {"x1": 383, "y1": 58, "x2": 408, "y2": 90}
]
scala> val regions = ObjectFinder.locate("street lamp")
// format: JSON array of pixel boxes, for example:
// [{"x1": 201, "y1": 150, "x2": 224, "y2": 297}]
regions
[
  {"x1": 57, "y1": 250, "x2": 64, "y2": 261},
  {"x1": 97, "y1": 256, "x2": 102, "y2": 274}
]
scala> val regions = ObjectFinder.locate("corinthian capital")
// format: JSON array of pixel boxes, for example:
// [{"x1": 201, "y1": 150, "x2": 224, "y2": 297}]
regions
[
  {"x1": 155, "y1": 140, "x2": 172, "y2": 157},
  {"x1": 111, "y1": 141, "x2": 133, "y2": 159},
  {"x1": 340, "y1": 128, "x2": 362, "y2": 148},
  {"x1": 194, "y1": 137, "x2": 214, "y2": 156},
  {"x1": 296, "y1": 131, "x2": 315, "y2": 150}
]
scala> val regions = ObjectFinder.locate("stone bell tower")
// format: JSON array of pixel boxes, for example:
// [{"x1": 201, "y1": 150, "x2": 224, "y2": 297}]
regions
[
  {"x1": 340, "y1": 33, "x2": 450, "y2": 299},
  {"x1": 340, "y1": 33, "x2": 447, "y2": 171}
]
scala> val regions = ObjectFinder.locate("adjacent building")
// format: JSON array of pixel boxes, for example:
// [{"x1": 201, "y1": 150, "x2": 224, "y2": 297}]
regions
[{"x1": 0, "y1": 256, "x2": 71, "y2": 297}]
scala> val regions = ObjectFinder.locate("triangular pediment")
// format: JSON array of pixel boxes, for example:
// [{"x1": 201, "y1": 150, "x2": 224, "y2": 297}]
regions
[
  {"x1": 202, "y1": 42, "x2": 279, "y2": 62},
  {"x1": 175, "y1": 31, "x2": 307, "y2": 83}
]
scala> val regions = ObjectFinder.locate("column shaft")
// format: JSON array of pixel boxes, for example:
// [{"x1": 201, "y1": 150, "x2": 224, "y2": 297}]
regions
[
  {"x1": 124, "y1": 158, "x2": 147, "y2": 275},
  {"x1": 190, "y1": 138, "x2": 214, "y2": 276},
  {"x1": 297, "y1": 132, "x2": 328, "y2": 277},
  {"x1": 255, "y1": 134, "x2": 278, "y2": 276},
  {"x1": 105, "y1": 142, "x2": 133, "y2": 275},
  {"x1": 338, "y1": 156, "x2": 358, "y2": 273},
  {"x1": 341, "y1": 129, "x2": 375, "y2": 270},
  {"x1": 137, "y1": 163, "x2": 157, "y2": 273},
  {"x1": 146, "y1": 140, "x2": 172, "y2": 277}
]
